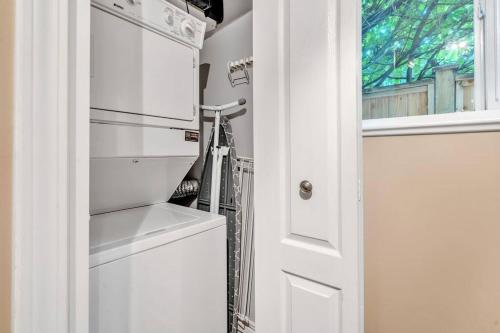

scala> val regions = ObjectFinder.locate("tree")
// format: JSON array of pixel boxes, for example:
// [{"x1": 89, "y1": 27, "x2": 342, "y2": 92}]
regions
[{"x1": 362, "y1": 0, "x2": 474, "y2": 90}]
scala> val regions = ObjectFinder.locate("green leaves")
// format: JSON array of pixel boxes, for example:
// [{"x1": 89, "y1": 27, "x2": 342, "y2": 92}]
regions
[{"x1": 362, "y1": 0, "x2": 474, "y2": 89}]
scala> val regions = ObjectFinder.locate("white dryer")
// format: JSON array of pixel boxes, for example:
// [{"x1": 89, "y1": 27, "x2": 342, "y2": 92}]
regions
[
  {"x1": 89, "y1": 0, "x2": 206, "y2": 213},
  {"x1": 89, "y1": 1, "x2": 227, "y2": 332}
]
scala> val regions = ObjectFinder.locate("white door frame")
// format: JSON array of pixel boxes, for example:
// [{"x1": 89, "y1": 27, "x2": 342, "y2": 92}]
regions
[{"x1": 12, "y1": 1, "x2": 90, "y2": 332}]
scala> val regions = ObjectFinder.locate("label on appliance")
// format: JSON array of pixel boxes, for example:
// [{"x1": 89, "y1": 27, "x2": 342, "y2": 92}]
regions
[{"x1": 185, "y1": 131, "x2": 199, "y2": 142}]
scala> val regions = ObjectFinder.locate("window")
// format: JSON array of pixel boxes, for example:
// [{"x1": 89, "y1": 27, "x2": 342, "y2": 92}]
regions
[{"x1": 362, "y1": 0, "x2": 476, "y2": 120}]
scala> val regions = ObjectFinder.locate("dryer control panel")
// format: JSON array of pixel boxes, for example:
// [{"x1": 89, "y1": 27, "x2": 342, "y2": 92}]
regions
[{"x1": 92, "y1": 0, "x2": 206, "y2": 49}]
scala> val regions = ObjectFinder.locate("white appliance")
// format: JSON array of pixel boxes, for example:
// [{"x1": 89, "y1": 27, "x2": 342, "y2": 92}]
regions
[
  {"x1": 90, "y1": 204, "x2": 226, "y2": 333},
  {"x1": 89, "y1": 0, "x2": 204, "y2": 211},
  {"x1": 89, "y1": 1, "x2": 227, "y2": 332},
  {"x1": 90, "y1": 0, "x2": 205, "y2": 129},
  {"x1": 167, "y1": 0, "x2": 217, "y2": 32}
]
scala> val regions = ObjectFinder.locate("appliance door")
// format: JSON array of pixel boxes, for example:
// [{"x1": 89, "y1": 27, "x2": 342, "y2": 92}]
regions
[{"x1": 91, "y1": 7, "x2": 195, "y2": 121}]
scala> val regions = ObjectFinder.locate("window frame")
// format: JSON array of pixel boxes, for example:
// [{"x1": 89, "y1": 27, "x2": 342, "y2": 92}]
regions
[{"x1": 361, "y1": 0, "x2": 500, "y2": 136}]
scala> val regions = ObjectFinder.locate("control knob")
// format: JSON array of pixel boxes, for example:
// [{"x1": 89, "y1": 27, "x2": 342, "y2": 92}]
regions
[
  {"x1": 163, "y1": 8, "x2": 174, "y2": 25},
  {"x1": 181, "y1": 19, "x2": 195, "y2": 38}
]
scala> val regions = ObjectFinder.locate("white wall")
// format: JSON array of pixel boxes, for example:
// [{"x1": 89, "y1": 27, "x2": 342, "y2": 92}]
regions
[{"x1": 200, "y1": 10, "x2": 253, "y2": 158}]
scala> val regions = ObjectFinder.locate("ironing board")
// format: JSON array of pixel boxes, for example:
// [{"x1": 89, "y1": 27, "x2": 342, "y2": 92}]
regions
[{"x1": 197, "y1": 117, "x2": 242, "y2": 333}]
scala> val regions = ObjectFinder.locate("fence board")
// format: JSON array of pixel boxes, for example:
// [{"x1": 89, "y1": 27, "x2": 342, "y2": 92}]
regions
[{"x1": 362, "y1": 76, "x2": 474, "y2": 119}]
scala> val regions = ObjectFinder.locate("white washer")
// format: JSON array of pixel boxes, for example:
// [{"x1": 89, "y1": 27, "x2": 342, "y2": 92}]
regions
[{"x1": 90, "y1": 203, "x2": 227, "y2": 333}]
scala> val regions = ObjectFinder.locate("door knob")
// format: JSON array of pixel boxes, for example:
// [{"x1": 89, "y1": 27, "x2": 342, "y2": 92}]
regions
[{"x1": 299, "y1": 180, "x2": 313, "y2": 199}]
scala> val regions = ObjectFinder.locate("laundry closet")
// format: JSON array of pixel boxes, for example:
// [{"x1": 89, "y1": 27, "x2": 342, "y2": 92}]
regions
[{"x1": 88, "y1": 0, "x2": 254, "y2": 332}]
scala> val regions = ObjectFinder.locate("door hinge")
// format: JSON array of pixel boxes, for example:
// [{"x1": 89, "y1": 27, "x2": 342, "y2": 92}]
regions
[
  {"x1": 478, "y1": 2, "x2": 485, "y2": 20},
  {"x1": 357, "y1": 179, "x2": 362, "y2": 202}
]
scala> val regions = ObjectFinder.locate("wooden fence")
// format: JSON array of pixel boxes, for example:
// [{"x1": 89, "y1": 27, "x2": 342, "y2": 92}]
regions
[{"x1": 362, "y1": 66, "x2": 474, "y2": 120}]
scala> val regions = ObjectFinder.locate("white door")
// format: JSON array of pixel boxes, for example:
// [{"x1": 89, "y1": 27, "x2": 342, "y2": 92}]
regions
[
  {"x1": 90, "y1": 7, "x2": 195, "y2": 121},
  {"x1": 254, "y1": 0, "x2": 363, "y2": 332}
]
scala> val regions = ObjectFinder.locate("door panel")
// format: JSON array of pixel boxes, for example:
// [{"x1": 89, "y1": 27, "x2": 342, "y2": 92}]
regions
[
  {"x1": 90, "y1": 7, "x2": 195, "y2": 121},
  {"x1": 289, "y1": 0, "x2": 340, "y2": 249},
  {"x1": 287, "y1": 0, "x2": 343, "y2": 290},
  {"x1": 281, "y1": 239, "x2": 342, "y2": 288},
  {"x1": 254, "y1": 0, "x2": 362, "y2": 332},
  {"x1": 284, "y1": 273, "x2": 340, "y2": 333}
]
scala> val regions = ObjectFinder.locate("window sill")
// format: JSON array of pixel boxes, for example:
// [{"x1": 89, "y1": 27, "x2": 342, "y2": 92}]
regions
[{"x1": 362, "y1": 110, "x2": 500, "y2": 137}]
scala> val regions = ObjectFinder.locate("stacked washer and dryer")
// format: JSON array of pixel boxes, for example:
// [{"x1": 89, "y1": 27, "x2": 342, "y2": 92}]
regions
[{"x1": 89, "y1": 1, "x2": 226, "y2": 332}]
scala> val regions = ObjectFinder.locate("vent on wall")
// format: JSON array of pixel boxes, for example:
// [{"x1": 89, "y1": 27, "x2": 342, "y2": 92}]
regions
[{"x1": 186, "y1": 0, "x2": 224, "y2": 24}]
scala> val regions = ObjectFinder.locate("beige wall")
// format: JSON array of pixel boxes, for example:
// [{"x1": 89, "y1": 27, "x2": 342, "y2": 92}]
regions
[
  {"x1": 364, "y1": 132, "x2": 500, "y2": 333},
  {"x1": 0, "y1": 0, "x2": 14, "y2": 332}
]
